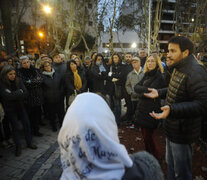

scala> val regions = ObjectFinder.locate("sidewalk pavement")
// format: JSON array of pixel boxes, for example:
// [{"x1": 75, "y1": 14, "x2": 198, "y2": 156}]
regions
[{"x1": 0, "y1": 124, "x2": 62, "y2": 180}]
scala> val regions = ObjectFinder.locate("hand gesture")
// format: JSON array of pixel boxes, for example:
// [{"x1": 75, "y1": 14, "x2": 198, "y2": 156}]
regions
[
  {"x1": 144, "y1": 88, "x2": 158, "y2": 99},
  {"x1": 149, "y1": 105, "x2": 170, "y2": 119}
]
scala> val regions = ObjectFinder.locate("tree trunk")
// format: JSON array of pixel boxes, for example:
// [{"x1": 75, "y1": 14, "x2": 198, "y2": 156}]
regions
[{"x1": 0, "y1": 0, "x2": 14, "y2": 55}]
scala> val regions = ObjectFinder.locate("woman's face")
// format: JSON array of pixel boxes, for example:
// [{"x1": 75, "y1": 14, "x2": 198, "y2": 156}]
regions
[
  {"x1": 96, "y1": 56, "x2": 102, "y2": 63},
  {"x1": 146, "y1": 56, "x2": 157, "y2": 71},
  {"x1": 7, "y1": 70, "x2": 16, "y2": 81},
  {"x1": 21, "y1": 59, "x2": 30, "y2": 69},
  {"x1": 70, "y1": 62, "x2": 77, "y2": 72},
  {"x1": 8, "y1": 59, "x2": 13, "y2": 65},
  {"x1": 113, "y1": 55, "x2": 119, "y2": 64},
  {"x1": 44, "y1": 62, "x2": 52, "y2": 72},
  {"x1": 75, "y1": 57, "x2": 80, "y2": 66}
]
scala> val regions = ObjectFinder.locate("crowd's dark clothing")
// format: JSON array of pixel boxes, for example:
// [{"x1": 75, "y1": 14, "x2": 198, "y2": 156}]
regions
[
  {"x1": 134, "y1": 68, "x2": 165, "y2": 129},
  {"x1": 52, "y1": 62, "x2": 67, "y2": 78},
  {"x1": 83, "y1": 63, "x2": 93, "y2": 92},
  {"x1": 64, "y1": 70, "x2": 86, "y2": 96},
  {"x1": 0, "y1": 79, "x2": 32, "y2": 147},
  {"x1": 158, "y1": 55, "x2": 207, "y2": 144},
  {"x1": 134, "y1": 68, "x2": 165, "y2": 159},
  {"x1": 41, "y1": 70, "x2": 65, "y2": 129},
  {"x1": 91, "y1": 64, "x2": 108, "y2": 95},
  {"x1": 41, "y1": 70, "x2": 64, "y2": 103},
  {"x1": 107, "y1": 62, "x2": 125, "y2": 123},
  {"x1": 17, "y1": 67, "x2": 43, "y2": 134},
  {"x1": 0, "y1": 79, "x2": 28, "y2": 110},
  {"x1": 121, "y1": 63, "x2": 133, "y2": 121},
  {"x1": 163, "y1": 65, "x2": 173, "y2": 86},
  {"x1": 17, "y1": 67, "x2": 43, "y2": 107},
  {"x1": 7, "y1": 106, "x2": 32, "y2": 147},
  {"x1": 140, "y1": 57, "x2": 147, "y2": 68}
]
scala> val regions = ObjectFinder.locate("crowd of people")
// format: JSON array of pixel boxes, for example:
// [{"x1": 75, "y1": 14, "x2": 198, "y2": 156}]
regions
[{"x1": 0, "y1": 36, "x2": 207, "y2": 180}]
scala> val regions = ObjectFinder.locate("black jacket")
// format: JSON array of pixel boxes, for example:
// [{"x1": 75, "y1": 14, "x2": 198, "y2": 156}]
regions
[
  {"x1": 17, "y1": 67, "x2": 43, "y2": 107},
  {"x1": 91, "y1": 64, "x2": 108, "y2": 95},
  {"x1": 134, "y1": 68, "x2": 165, "y2": 129},
  {"x1": 83, "y1": 63, "x2": 93, "y2": 92},
  {"x1": 159, "y1": 55, "x2": 207, "y2": 144},
  {"x1": 0, "y1": 79, "x2": 28, "y2": 110},
  {"x1": 64, "y1": 70, "x2": 86, "y2": 96},
  {"x1": 106, "y1": 62, "x2": 125, "y2": 97},
  {"x1": 41, "y1": 70, "x2": 64, "y2": 103}
]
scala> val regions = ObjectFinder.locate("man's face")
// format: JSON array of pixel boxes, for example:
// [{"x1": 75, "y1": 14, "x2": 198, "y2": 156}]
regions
[
  {"x1": 132, "y1": 60, "x2": 140, "y2": 71},
  {"x1": 84, "y1": 59, "x2": 91, "y2": 66},
  {"x1": 53, "y1": 55, "x2": 62, "y2": 64},
  {"x1": 125, "y1": 54, "x2": 132, "y2": 64},
  {"x1": 139, "y1": 50, "x2": 146, "y2": 58},
  {"x1": 167, "y1": 43, "x2": 187, "y2": 66}
]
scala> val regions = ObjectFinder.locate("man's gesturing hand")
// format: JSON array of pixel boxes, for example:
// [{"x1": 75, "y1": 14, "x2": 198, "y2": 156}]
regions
[
  {"x1": 150, "y1": 105, "x2": 170, "y2": 119},
  {"x1": 144, "y1": 88, "x2": 159, "y2": 99}
]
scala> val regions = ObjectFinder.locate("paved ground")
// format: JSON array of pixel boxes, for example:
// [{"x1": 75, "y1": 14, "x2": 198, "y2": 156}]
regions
[{"x1": 0, "y1": 124, "x2": 62, "y2": 180}]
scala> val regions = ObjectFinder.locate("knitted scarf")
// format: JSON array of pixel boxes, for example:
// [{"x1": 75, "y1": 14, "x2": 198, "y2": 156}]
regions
[{"x1": 73, "y1": 70, "x2": 82, "y2": 90}]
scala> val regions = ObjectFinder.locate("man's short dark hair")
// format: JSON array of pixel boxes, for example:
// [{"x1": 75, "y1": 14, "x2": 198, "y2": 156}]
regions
[
  {"x1": 125, "y1": 52, "x2": 132, "y2": 55},
  {"x1": 168, "y1": 36, "x2": 194, "y2": 55}
]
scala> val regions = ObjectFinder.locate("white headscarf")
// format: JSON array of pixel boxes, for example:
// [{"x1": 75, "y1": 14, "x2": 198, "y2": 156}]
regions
[{"x1": 58, "y1": 92, "x2": 133, "y2": 180}]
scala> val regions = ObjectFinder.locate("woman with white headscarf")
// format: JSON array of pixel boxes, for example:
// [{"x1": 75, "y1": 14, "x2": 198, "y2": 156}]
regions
[{"x1": 58, "y1": 92, "x2": 163, "y2": 180}]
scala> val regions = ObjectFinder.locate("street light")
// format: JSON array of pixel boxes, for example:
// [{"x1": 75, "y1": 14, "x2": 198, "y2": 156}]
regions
[
  {"x1": 43, "y1": 5, "x2": 51, "y2": 14},
  {"x1": 131, "y1": 42, "x2": 137, "y2": 48},
  {"x1": 38, "y1": 31, "x2": 44, "y2": 38}
]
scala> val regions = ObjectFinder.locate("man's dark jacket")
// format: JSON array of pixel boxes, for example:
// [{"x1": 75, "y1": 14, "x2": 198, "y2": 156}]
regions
[{"x1": 159, "y1": 55, "x2": 207, "y2": 144}]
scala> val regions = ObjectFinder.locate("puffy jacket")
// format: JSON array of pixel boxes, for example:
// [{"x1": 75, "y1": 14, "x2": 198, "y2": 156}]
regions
[{"x1": 159, "y1": 55, "x2": 207, "y2": 144}]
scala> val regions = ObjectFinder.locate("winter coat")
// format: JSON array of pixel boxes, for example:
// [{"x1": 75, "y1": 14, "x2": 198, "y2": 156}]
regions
[
  {"x1": 107, "y1": 63, "x2": 125, "y2": 97},
  {"x1": 140, "y1": 57, "x2": 147, "y2": 68},
  {"x1": 17, "y1": 67, "x2": 43, "y2": 107},
  {"x1": 64, "y1": 70, "x2": 86, "y2": 96},
  {"x1": 158, "y1": 55, "x2": 207, "y2": 144},
  {"x1": 125, "y1": 68, "x2": 144, "y2": 101},
  {"x1": 0, "y1": 79, "x2": 28, "y2": 111},
  {"x1": 83, "y1": 63, "x2": 93, "y2": 91},
  {"x1": 91, "y1": 64, "x2": 108, "y2": 95},
  {"x1": 134, "y1": 68, "x2": 165, "y2": 129},
  {"x1": 53, "y1": 62, "x2": 67, "y2": 78},
  {"x1": 41, "y1": 69, "x2": 64, "y2": 103}
]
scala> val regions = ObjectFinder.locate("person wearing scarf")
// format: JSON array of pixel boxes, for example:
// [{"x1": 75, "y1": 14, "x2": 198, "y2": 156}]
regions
[
  {"x1": 134, "y1": 54, "x2": 165, "y2": 161},
  {"x1": 58, "y1": 92, "x2": 163, "y2": 180},
  {"x1": 64, "y1": 60, "x2": 86, "y2": 108},
  {"x1": 40, "y1": 61, "x2": 65, "y2": 131}
]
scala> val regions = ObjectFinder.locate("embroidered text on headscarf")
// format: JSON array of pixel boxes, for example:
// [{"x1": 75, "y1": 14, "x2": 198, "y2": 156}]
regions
[{"x1": 60, "y1": 128, "x2": 118, "y2": 178}]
